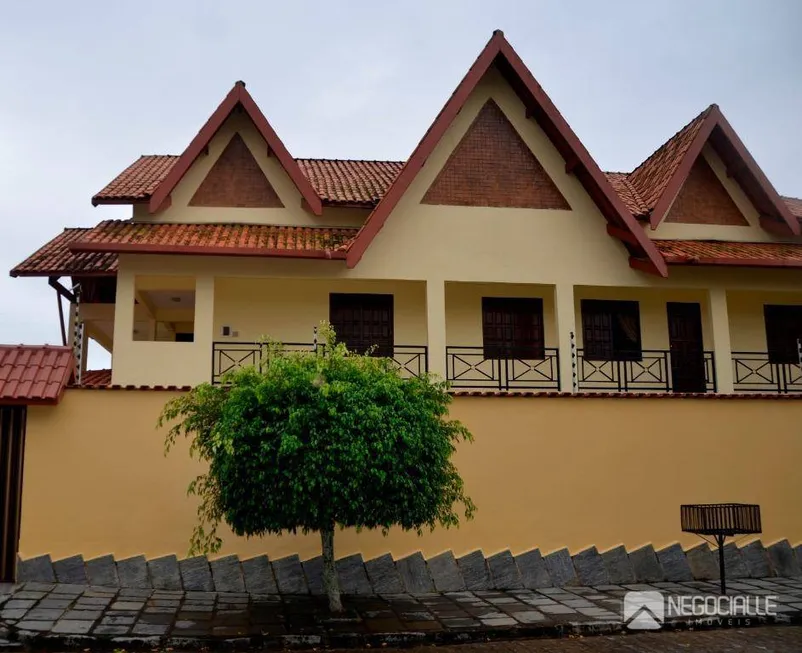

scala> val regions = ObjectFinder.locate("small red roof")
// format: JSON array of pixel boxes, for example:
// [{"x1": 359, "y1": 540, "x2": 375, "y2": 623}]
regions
[
  {"x1": 626, "y1": 105, "x2": 799, "y2": 235},
  {"x1": 10, "y1": 228, "x2": 118, "y2": 278},
  {"x1": 92, "y1": 155, "x2": 179, "y2": 205},
  {"x1": 68, "y1": 220, "x2": 358, "y2": 259},
  {"x1": 653, "y1": 239, "x2": 802, "y2": 267},
  {"x1": 79, "y1": 369, "x2": 112, "y2": 387},
  {"x1": 296, "y1": 159, "x2": 404, "y2": 205},
  {"x1": 147, "y1": 81, "x2": 323, "y2": 216},
  {"x1": 0, "y1": 346, "x2": 74, "y2": 405}
]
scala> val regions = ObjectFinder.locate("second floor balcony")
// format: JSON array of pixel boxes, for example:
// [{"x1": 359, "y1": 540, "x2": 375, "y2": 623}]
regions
[{"x1": 80, "y1": 274, "x2": 802, "y2": 396}]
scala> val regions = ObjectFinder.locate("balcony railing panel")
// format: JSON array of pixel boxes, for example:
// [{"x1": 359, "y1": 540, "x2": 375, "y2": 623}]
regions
[
  {"x1": 212, "y1": 342, "x2": 427, "y2": 384},
  {"x1": 732, "y1": 352, "x2": 802, "y2": 393},
  {"x1": 446, "y1": 346, "x2": 560, "y2": 390},
  {"x1": 577, "y1": 349, "x2": 716, "y2": 393}
]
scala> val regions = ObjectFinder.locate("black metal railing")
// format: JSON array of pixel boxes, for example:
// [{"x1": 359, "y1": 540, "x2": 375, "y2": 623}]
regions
[
  {"x1": 212, "y1": 342, "x2": 316, "y2": 384},
  {"x1": 576, "y1": 349, "x2": 716, "y2": 393},
  {"x1": 211, "y1": 342, "x2": 428, "y2": 384},
  {"x1": 389, "y1": 345, "x2": 428, "y2": 378},
  {"x1": 732, "y1": 352, "x2": 802, "y2": 393},
  {"x1": 446, "y1": 346, "x2": 560, "y2": 390}
]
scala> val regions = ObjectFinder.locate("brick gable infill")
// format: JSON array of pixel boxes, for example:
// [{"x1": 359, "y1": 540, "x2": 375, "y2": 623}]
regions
[
  {"x1": 189, "y1": 133, "x2": 284, "y2": 208},
  {"x1": 422, "y1": 100, "x2": 570, "y2": 210}
]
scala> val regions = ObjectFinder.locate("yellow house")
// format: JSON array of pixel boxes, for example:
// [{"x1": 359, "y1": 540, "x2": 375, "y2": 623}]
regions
[{"x1": 6, "y1": 30, "x2": 802, "y2": 579}]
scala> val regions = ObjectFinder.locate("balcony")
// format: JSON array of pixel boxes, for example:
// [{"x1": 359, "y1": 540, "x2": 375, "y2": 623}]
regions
[
  {"x1": 446, "y1": 346, "x2": 560, "y2": 391},
  {"x1": 211, "y1": 342, "x2": 428, "y2": 384},
  {"x1": 732, "y1": 352, "x2": 802, "y2": 394},
  {"x1": 577, "y1": 349, "x2": 717, "y2": 393}
]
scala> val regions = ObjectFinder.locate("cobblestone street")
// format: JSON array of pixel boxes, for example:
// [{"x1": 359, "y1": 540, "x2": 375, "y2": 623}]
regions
[
  {"x1": 370, "y1": 627, "x2": 802, "y2": 652},
  {"x1": 1, "y1": 578, "x2": 802, "y2": 649}
]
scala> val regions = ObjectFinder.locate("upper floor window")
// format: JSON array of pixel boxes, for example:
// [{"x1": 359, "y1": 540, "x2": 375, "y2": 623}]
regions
[
  {"x1": 764, "y1": 305, "x2": 802, "y2": 364},
  {"x1": 482, "y1": 297, "x2": 544, "y2": 360},
  {"x1": 581, "y1": 299, "x2": 642, "y2": 361},
  {"x1": 329, "y1": 293, "x2": 394, "y2": 357}
]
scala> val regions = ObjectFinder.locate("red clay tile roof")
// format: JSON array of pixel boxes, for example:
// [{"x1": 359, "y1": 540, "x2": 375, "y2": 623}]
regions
[
  {"x1": 92, "y1": 155, "x2": 179, "y2": 205},
  {"x1": 783, "y1": 196, "x2": 802, "y2": 219},
  {"x1": 604, "y1": 172, "x2": 649, "y2": 217},
  {"x1": 79, "y1": 369, "x2": 112, "y2": 387},
  {"x1": 0, "y1": 345, "x2": 74, "y2": 405},
  {"x1": 93, "y1": 156, "x2": 404, "y2": 207},
  {"x1": 10, "y1": 228, "x2": 119, "y2": 278},
  {"x1": 296, "y1": 159, "x2": 405, "y2": 205},
  {"x1": 69, "y1": 220, "x2": 358, "y2": 259},
  {"x1": 653, "y1": 239, "x2": 802, "y2": 267},
  {"x1": 627, "y1": 106, "x2": 714, "y2": 214}
]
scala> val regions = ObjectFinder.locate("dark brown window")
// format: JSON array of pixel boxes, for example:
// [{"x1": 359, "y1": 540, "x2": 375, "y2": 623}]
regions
[
  {"x1": 329, "y1": 293, "x2": 394, "y2": 357},
  {"x1": 581, "y1": 299, "x2": 642, "y2": 361},
  {"x1": 764, "y1": 305, "x2": 802, "y2": 364},
  {"x1": 482, "y1": 297, "x2": 545, "y2": 360}
]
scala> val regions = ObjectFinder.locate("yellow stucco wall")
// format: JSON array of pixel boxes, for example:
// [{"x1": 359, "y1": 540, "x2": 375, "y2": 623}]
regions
[
  {"x1": 21, "y1": 390, "x2": 802, "y2": 561},
  {"x1": 212, "y1": 278, "x2": 427, "y2": 345}
]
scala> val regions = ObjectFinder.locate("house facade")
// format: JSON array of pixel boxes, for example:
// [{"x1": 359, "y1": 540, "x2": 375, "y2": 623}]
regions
[{"x1": 5, "y1": 31, "x2": 802, "y2": 579}]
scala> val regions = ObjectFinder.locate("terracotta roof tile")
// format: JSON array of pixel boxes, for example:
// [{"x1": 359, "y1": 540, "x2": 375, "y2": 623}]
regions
[
  {"x1": 0, "y1": 345, "x2": 74, "y2": 405},
  {"x1": 79, "y1": 369, "x2": 112, "y2": 387},
  {"x1": 782, "y1": 195, "x2": 802, "y2": 219},
  {"x1": 93, "y1": 156, "x2": 404, "y2": 207},
  {"x1": 91, "y1": 152, "x2": 802, "y2": 223},
  {"x1": 70, "y1": 220, "x2": 359, "y2": 258},
  {"x1": 627, "y1": 106, "x2": 715, "y2": 213},
  {"x1": 653, "y1": 239, "x2": 802, "y2": 267},
  {"x1": 297, "y1": 159, "x2": 404, "y2": 205},
  {"x1": 10, "y1": 228, "x2": 119, "y2": 278},
  {"x1": 604, "y1": 172, "x2": 649, "y2": 217},
  {"x1": 92, "y1": 155, "x2": 179, "y2": 205}
]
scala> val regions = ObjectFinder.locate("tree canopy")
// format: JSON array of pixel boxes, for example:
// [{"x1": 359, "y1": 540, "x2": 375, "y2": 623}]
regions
[{"x1": 159, "y1": 326, "x2": 474, "y2": 609}]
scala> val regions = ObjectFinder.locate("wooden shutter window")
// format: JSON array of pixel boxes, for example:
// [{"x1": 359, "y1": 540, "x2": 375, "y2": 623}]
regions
[
  {"x1": 481, "y1": 297, "x2": 545, "y2": 360},
  {"x1": 581, "y1": 300, "x2": 642, "y2": 361},
  {"x1": 329, "y1": 294, "x2": 394, "y2": 357},
  {"x1": 764, "y1": 305, "x2": 802, "y2": 365}
]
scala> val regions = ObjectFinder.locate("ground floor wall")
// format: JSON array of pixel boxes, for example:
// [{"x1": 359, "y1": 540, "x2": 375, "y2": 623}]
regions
[{"x1": 20, "y1": 389, "x2": 802, "y2": 561}]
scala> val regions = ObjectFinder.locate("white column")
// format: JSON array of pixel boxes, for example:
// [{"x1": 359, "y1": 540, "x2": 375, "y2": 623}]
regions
[
  {"x1": 708, "y1": 288, "x2": 734, "y2": 394},
  {"x1": 110, "y1": 270, "x2": 135, "y2": 385},
  {"x1": 194, "y1": 275, "x2": 216, "y2": 383},
  {"x1": 554, "y1": 284, "x2": 577, "y2": 393},
  {"x1": 426, "y1": 279, "x2": 447, "y2": 379}
]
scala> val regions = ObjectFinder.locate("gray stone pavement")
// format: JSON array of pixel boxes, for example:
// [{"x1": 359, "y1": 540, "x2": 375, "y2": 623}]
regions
[
  {"x1": 1, "y1": 577, "x2": 801, "y2": 649},
  {"x1": 381, "y1": 627, "x2": 802, "y2": 652}
]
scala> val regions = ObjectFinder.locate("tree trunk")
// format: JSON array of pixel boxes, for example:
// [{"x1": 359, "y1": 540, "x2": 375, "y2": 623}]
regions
[{"x1": 321, "y1": 523, "x2": 343, "y2": 612}]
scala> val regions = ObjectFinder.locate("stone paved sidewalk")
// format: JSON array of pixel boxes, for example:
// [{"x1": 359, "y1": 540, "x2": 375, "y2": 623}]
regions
[{"x1": 1, "y1": 577, "x2": 802, "y2": 649}]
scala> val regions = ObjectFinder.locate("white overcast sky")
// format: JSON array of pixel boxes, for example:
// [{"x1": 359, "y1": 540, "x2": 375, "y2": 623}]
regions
[{"x1": 1, "y1": 0, "x2": 801, "y2": 368}]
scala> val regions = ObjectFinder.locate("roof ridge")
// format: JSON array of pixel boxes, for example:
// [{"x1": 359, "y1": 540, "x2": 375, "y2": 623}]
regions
[{"x1": 296, "y1": 157, "x2": 405, "y2": 164}]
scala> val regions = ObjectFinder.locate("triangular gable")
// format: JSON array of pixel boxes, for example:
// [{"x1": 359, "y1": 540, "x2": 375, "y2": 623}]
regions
[
  {"x1": 665, "y1": 156, "x2": 748, "y2": 226},
  {"x1": 422, "y1": 100, "x2": 570, "y2": 209},
  {"x1": 346, "y1": 31, "x2": 667, "y2": 276},
  {"x1": 630, "y1": 105, "x2": 799, "y2": 235},
  {"x1": 148, "y1": 81, "x2": 322, "y2": 215},
  {"x1": 189, "y1": 133, "x2": 284, "y2": 208}
]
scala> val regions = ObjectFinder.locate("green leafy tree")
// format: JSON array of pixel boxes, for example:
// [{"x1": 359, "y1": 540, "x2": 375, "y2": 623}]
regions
[{"x1": 159, "y1": 324, "x2": 474, "y2": 611}]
